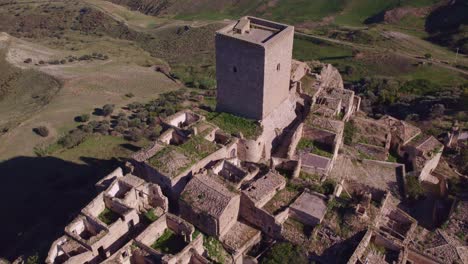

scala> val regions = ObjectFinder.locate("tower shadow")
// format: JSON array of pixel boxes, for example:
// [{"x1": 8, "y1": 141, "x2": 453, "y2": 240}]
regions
[{"x1": 0, "y1": 155, "x2": 123, "y2": 261}]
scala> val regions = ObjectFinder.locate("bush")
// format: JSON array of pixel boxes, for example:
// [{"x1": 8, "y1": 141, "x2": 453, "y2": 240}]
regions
[
  {"x1": 33, "y1": 126, "x2": 49, "y2": 137},
  {"x1": 125, "y1": 92, "x2": 135, "y2": 98},
  {"x1": 424, "y1": 53, "x2": 432, "y2": 59},
  {"x1": 406, "y1": 176, "x2": 424, "y2": 200},
  {"x1": 128, "y1": 118, "x2": 141, "y2": 128},
  {"x1": 81, "y1": 124, "x2": 93, "y2": 133},
  {"x1": 76, "y1": 113, "x2": 90, "y2": 122},
  {"x1": 24, "y1": 58, "x2": 32, "y2": 63},
  {"x1": 128, "y1": 128, "x2": 142, "y2": 142},
  {"x1": 95, "y1": 123, "x2": 110, "y2": 135},
  {"x1": 102, "y1": 104, "x2": 115, "y2": 116},
  {"x1": 59, "y1": 129, "x2": 87, "y2": 148},
  {"x1": 261, "y1": 242, "x2": 307, "y2": 264},
  {"x1": 114, "y1": 125, "x2": 126, "y2": 134}
]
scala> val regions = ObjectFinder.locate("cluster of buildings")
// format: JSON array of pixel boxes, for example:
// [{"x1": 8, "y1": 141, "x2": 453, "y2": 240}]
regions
[{"x1": 46, "y1": 16, "x2": 464, "y2": 264}]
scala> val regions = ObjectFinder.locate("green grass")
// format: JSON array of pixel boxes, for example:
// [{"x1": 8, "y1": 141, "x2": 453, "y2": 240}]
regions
[
  {"x1": 98, "y1": 207, "x2": 120, "y2": 225},
  {"x1": 267, "y1": 0, "x2": 346, "y2": 24},
  {"x1": 293, "y1": 36, "x2": 354, "y2": 61},
  {"x1": 148, "y1": 136, "x2": 219, "y2": 177},
  {"x1": 297, "y1": 138, "x2": 333, "y2": 158},
  {"x1": 191, "y1": 228, "x2": 201, "y2": 240},
  {"x1": 52, "y1": 135, "x2": 150, "y2": 163},
  {"x1": 205, "y1": 111, "x2": 262, "y2": 139},
  {"x1": 151, "y1": 229, "x2": 187, "y2": 254},
  {"x1": 144, "y1": 209, "x2": 159, "y2": 222},
  {"x1": 178, "y1": 135, "x2": 220, "y2": 159},
  {"x1": 203, "y1": 236, "x2": 227, "y2": 264}
]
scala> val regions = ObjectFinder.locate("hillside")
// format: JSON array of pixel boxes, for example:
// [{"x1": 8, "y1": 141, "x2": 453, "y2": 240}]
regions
[
  {"x1": 108, "y1": 0, "x2": 438, "y2": 23},
  {"x1": 108, "y1": 0, "x2": 466, "y2": 54},
  {"x1": 0, "y1": 50, "x2": 61, "y2": 137}
]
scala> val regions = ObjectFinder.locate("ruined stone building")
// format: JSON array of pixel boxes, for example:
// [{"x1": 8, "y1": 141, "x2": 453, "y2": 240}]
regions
[
  {"x1": 44, "y1": 15, "x2": 452, "y2": 264},
  {"x1": 216, "y1": 16, "x2": 294, "y2": 121}
]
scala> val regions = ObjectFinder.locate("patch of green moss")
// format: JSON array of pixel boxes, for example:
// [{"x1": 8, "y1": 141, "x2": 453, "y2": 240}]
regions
[
  {"x1": 205, "y1": 112, "x2": 262, "y2": 139},
  {"x1": 98, "y1": 207, "x2": 119, "y2": 225}
]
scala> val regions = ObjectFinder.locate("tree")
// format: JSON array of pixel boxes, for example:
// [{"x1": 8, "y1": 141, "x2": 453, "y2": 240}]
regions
[
  {"x1": 76, "y1": 113, "x2": 90, "y2": 122},
  {"x1": 102, "y1": 104, "x2": 115, "y2": 116},
  {"x1": 430, "y1": 104, "x2": 445, "y2": 118},
  {"x1": 33, "y1": 126, "x2": 49, "y2": 137},
  {"x1": 261, "y1": 242, "x2": 308, "y2": 264},
  {"x1": 405, "y1": 176, "x2": 424, "y2": 200},
  {"x1": 424, "y1": 53, "x2": 432, "y2": 59},
  {"x1": 128, "y1": 128, "x2": 142, "y2": 142}
]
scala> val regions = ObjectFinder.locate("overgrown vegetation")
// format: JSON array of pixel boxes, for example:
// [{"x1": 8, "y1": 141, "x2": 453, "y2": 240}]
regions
[
  {"x1": 144, "y1": 208, "x2": 158, "y2": 222},
  {"x1": 204, "y1": 236, "x2": 228, "y2": 264},
  {"x1": 151, "y1": 229, "x2": 187, "y2": 254},
  {"x1": 405, "y1": 175, "x2": 424, "y2": 200},
  {"x1": 98, "y1": 207, "x2": 120, "y2": 225},
  {"x1": 297, "y1": 138, "x2": 333, "y2": 158},
  {"x1": 205, "y1": 111, "x2": 262, "y2": 139},
  {"x1": 261, "y1": 242, "x2": 308, "y2": 264}
]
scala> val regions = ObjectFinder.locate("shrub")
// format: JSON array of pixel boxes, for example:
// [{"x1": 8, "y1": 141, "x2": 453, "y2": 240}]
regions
[
  {"x1": 128, "y1": 128, "x2": 142, "y2": 142},
  {"x1": 261, "y1": 242, "x2": 307, "y2": 264},
  {"x1": 76, "y1": 113, "x2": 90, "y2": 122},
  {"x1": 102, "y1": 104, "x2": 115, "y2": 116},
  {"x1": 424, "y1": 53, "x2": 432, "y2": 59},
  {"x1": 125, "y1": 92, "x2": 135, "y2": 98},
  {"x1": 117, "y1": 120, "x2": 129, "y2": 128},
  {"x1": 128, "y1": 118, "x2": 141, "y2": 128},
  {"x1": 33, "y1": 126, "x2": 49, "y2": 137},
  {"x1": 95, "y1": 123, "x2": 110, "y2": 135},
  {"x1": 81, "y1": 124, "x2": 93, "y2": 133},
  {"x1": 406, "y1": 176, "x2": 424, "y2": 200},
  {"x1": 59, "y1": 129, "x2": 87, "y2": 148},
  {"x1": 114, "y1": 126, "x2": 126, "y2": 134},
  {"x1": 430, "y1": 104, "x2": 445, "y2": 118},
  {"x1": 24, "y1": 58, "x2": 32, "y2": 63}
]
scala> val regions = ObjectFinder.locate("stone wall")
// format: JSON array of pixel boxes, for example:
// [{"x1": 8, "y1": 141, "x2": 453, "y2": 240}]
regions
[
  {"x1": 346, "y1": 229, "x2": 373, "y2": 264},
  {"x1": 319, "y1": 64, "x2": 344, "y2": 90},
  {"x1": 215, "y1": 18, "x2": 294, "y2": 120},
  {"x1": 239, "y1": 193, "x2": 282, "y2": 239}
]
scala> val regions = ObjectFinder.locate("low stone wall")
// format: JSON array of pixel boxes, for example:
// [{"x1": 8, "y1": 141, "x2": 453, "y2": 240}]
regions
[
  {"x1": 346, "y1": 229, "x2": 373, "y2": 264},
  {"x1": 239, "y1": 193, "x2": 283, "y2": 239}
]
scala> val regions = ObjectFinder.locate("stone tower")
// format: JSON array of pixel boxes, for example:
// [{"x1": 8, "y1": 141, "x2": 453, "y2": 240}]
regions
[{"x1": 215, "y1": 17, "x2": 294, "y2": 120}]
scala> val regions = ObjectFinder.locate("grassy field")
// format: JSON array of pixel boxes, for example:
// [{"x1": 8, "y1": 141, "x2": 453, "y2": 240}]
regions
[
  {"x1": 52, "y1": 135, "x2": 151, "y2": 163},
  {"x1": 0, "y1": 32, "x2": 180, "y2": 160}
]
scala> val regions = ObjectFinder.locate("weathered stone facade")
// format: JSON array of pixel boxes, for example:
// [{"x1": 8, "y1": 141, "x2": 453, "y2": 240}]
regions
[{"x1": 216, "y1": 17, "x2": 294, "y2": 121}]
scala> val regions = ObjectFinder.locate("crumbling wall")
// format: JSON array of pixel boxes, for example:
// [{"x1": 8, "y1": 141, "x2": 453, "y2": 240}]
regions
[
  {"x1": 95, "y1": 167, "x2": 124, "y2": 190},
  {"x1": 239, "y1": 193, "x2": 282, "y2": 239},
  {"x1": 287, "y1": 122, "x2": 304, "y2": 159},
  {"x1": 346, "y1": 229, "x2": 373, "y2": 264},
  {"x1": 319, "y1": 64, "x2": 344, "y2": 90},
  {"x1": 148, "y1": 184, "x2": 169, "y2": 211},
  {"x1": 418, "y1": 150, "x2": 442, "y2": 182}
]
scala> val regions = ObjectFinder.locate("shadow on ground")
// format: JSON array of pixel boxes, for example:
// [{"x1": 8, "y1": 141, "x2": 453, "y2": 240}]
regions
[
  {"x1": 313, "y1": 230, "x2": 366, "y2": 264},
  {"x1": 0, "y1": 156, "x2": 122, "y2": 261}
]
